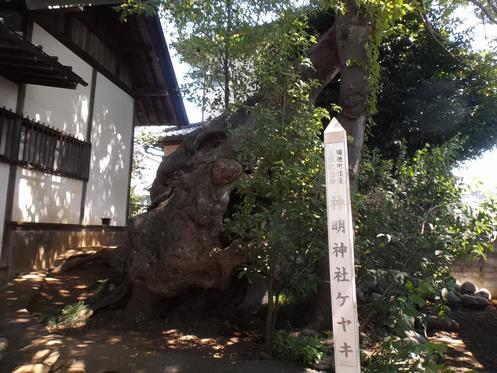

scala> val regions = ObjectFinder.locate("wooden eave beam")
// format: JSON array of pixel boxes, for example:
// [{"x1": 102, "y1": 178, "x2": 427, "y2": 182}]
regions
[
  {"x1": 134, "y1": 87, "x2": 169, "y2": 97},
  {"x1": 118, "y1": 44, "x2": 152, "y2": 55},
  {"x1": 144, "y1": 16, "x2": 189, "y2": 126},
  {"x1": 0, "y1": 60, "x2": 58, "y2": 71},
  {"x1": 0, "y1": 70, "x2": 77, "y2": 88},
  {"x1": 0, "y1": 23, "x2": 87, "y2": 87}
]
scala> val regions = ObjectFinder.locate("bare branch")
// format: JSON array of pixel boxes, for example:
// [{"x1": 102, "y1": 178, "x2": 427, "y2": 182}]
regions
[
  {"x1": 468, "y1": 0, "x2": 497, "y2": 24},
  {"x1": 419, "y1": 11, "x2": 466, "y2": 64}
]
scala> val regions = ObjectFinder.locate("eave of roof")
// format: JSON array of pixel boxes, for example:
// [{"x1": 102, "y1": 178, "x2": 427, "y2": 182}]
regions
[
  {"x1": 132, "y1": 15, "x2": 189, "y2": 127},
  {"x1": 156, "y1": 122, "x2": 204, "y2": 145},
  {"x1": 20, "y1": 0, "x2": 189, "y2": 126},
  {"x1": 25, "y1": 0, "x2": 122, "y2": 9},
  {"x1": 0, "y1": 22, "x2": 87, "y2": 89}
]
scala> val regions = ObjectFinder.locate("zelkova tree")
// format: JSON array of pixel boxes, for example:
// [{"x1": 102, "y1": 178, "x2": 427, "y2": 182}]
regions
[
  {"x1": 122, "y1": 0, "x2": 374, "y2": 330},
  {"x1": 61, "y1": 0, "x2": 497, "y2": 338}
]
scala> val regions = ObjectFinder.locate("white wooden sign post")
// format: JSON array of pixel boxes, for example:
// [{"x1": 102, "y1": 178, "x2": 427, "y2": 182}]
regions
[{"x1": 324, "y1": 118, "x2": 361, "y2": 373}]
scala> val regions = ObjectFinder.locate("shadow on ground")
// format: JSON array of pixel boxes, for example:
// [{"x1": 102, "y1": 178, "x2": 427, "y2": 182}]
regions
[
  {"x1": 0, "y1": 264, "x2": 317, "y2": 373},
  {"x1": 429, "y1": 301, "x2": 497, "y2": 373}
]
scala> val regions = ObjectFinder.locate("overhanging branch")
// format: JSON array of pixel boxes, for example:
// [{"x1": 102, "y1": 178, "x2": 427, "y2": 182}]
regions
[
  {"x1": 468, "y1": 0, "x2": 497, "y2": 24},
  {"x1": 487, "y1": 0, "x2": 497, "y2": 15}
]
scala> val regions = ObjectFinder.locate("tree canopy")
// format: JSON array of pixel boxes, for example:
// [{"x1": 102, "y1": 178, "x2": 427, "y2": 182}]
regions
[
  {"x1": 125, "y1": 0, "x2": 497, "y2": 160},
  {"x1": 369, "y1": 12, "x2": 497, "y2": 160}
]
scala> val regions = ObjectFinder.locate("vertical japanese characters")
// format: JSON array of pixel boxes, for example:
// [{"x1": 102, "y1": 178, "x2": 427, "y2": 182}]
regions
[{"x1": 324, "y1": 118, "x2": 361, "y2": 372}]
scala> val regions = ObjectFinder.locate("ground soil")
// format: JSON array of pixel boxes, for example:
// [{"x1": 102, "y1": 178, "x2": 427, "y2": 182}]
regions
[
  {"x1": 30, "y1": 262, "x2": 266, "y2": 359},
  {"x1": 429, "y1": 301, "x2": 497, "y2": 372},
  {"x1": 4, "y1": 262, "x2": 497, "y2": 372},
  {"x1": 2, "y1": 262, "x2": 313, "y2": 373}
]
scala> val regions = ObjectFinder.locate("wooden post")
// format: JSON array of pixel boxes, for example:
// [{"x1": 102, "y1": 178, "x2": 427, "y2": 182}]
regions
[{"x1": 324, "y1": 118, "x2": 361, "y2": 372}]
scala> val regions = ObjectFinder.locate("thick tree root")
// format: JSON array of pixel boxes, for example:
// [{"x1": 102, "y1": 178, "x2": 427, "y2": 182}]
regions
[
  {"x1": 52, "y1": 251, "x2": 104, "y2": 273},
  {"x1": 69, "y1": 279, "x2": 130, "y2": 324},
  {"x1": 49, "y1": 245, "x2": 131, "y2": 320},
  {"x1": 52, "y1": 245, "x2": 127, "y2": 274},
  {"x1": 88, "y1": 279, "x2": 130, "y2": 315}
]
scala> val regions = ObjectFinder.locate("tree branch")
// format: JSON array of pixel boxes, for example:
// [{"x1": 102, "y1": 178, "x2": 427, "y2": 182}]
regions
[
  {"x1": 487, "y1": 0, "x2": 497, "y2": 15},
  {"x1": 419, "y1": 11, "x2": 466, "y2": 64},
  {"x1": 468, "y1": 0, "x2": 497, "y2": 24}
]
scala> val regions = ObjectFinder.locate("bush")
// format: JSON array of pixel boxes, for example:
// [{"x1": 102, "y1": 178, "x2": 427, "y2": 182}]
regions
[
  {"x1": 38, "y1": 301, "x2": 91, "y2": 332},
  {"x1": 272, "y1": 330, "x2": 328, "y2": 366},
  {"x1": 228, "y1": 14, "x2": 329, "y2": 349},
  {"x1": 356, "y1": 138, "x2": 496, "y2": 371}
]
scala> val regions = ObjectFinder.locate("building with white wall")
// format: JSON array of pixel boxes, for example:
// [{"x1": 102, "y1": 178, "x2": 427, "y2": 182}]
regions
[{"x1": 0, "y1": 0, "x2": 188, "y2": 280}]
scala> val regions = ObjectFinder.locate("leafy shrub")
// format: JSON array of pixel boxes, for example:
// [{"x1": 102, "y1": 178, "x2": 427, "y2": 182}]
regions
[
  {"x1": 356, "y1": 139, "x2": 496, "y2": 371},
  {"x1": 128, "y1": 185, "x2": 148, "y2": 218},
  {"x1": 356, "y1": 139, "x2": 495, "y2": 289},
  {"x1": 228, "y1": 14, "x2": 329, "y2": 348},
  {"x1": 39, "y1": 301, "x2": 91, "y2": 332},
  {"x1": 272, "y1": 330, "x2": 328, "y2": 366}
]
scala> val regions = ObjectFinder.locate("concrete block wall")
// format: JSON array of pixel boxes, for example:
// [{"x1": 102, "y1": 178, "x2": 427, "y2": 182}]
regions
[{"x1": 453, "y1": 252, "x2": 497, "y2": 298}]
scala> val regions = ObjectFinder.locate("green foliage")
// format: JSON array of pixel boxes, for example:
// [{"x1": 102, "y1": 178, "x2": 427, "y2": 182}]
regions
[
  {"x1": 363, "y1": 277, "x2": 452, "y2": 372},
  {"x1": 134, "y1": 311, "x2": 148, "y2": 329},
  {"x1": 128, "y1": 127, "x2": 162, "y2": 219},
  {"x1": 356, "y1": 139, "x2": 496, "y2": 371},
  {"x1": 224, "y1": 12, "x2": 332, "y2": 350},
  {"x1": 228, "y1": 14, "x2": 328, "y2": 336},
  {"x1": 356, "y1": 138, "x2": 495, "y2": 281},
  {"x1": 129, "y1": 185, "x2": 148, "y2": 218},
  {"x1": 38, "y1": 301, "x2": 91, "y2": 332},
  {"x1": 306, "y1": 0, "x2": 416, "y2": 115},
  {"x1": 131, "y1": 127, "x2": 162, "y2": 184},
  {"x1": 355, "y1": 0, "x2": 414, "y2": 114},
  {"x1": 454, "y1": 197, "x2": 497, "y2": 260},
  {"x1": 89, "y1": 278, "x2": 117, "y2": 297},
  {"x1": 272, "y1": 330, "x2": 328, "y2": 366},
  {"x1": 128, "y1": 0, "x2": 295, "y2": 115},
  {"x1": 364, "y1": 336, "x2": 450, "y2": 372},
  {"x1": 370, "y1": 12, "x2": 497, "y2": 160}
]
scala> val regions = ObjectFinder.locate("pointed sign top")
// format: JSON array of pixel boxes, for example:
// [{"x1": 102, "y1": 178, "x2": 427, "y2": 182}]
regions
[{"x1": 324, "y1": 118, "x2": 346, "y2": 144}]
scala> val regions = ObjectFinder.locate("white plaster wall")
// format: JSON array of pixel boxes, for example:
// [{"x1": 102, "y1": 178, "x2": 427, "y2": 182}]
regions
[
  {"x1": 0, "y1": 163, "x2": 10, "y2": 260},
  {"x1": 0, "y1": 76, "x2": 18, "y2": 110},
  {"x1": 12, "y1": 168, "x2": 83, "y2": 224},
  {"x1": 23, "y1": 23, "x2": 92, "y2": 140},
  {"x1": 83, "y1": 73, "x2": 133, "y2": 226},
  {"x1": 10, "y1": 22, "x2": 91, "y2": 224}
]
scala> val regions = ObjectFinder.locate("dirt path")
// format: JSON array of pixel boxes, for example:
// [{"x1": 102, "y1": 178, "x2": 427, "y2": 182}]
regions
[
  {"x1": 0, "y1": 265, "x2": 317, "y2": 373},
  {"x1": 429, "y1": 301, "x2": 497, "y2": 372},
  {"x1": 4, "y1": 265, "x2": 497, "y2": 372}
]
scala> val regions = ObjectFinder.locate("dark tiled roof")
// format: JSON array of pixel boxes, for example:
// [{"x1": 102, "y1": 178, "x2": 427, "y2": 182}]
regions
[{"x1": 158, "y1": 122, "x2": 205, "y2": 143}]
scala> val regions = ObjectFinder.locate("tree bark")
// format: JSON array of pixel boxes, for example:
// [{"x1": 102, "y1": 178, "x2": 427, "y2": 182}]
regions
[{"x1": 306, "y1": 0, "x2": 371, "y2": 332}]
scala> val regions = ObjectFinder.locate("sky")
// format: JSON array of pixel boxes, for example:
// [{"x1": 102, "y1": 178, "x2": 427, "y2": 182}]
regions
[
  {"x1": 157, "y1": 6, "x2": 497, "y2": 195},
  {"x1": 451, "y1": 7, "x2": 497, "y2": 194},
  {"x1": 162, "y1": 20, "x2": 204, "y2": 124}
]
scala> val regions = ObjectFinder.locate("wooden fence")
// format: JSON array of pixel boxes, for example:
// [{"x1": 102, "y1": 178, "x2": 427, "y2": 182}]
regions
[{"x1": 0, "y1": 106, "x2": 91, "y2": 180}]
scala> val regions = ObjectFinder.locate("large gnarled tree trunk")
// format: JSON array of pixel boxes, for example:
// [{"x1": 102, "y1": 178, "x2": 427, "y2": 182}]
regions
[{"x1": 72, "y1": 3, "x2": 371, "y2": 325}]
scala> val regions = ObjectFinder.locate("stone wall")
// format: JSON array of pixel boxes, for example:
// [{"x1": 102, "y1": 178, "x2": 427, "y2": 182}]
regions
[{"x1": 453, "y1": 252, "x2": 497, "y2": 298}]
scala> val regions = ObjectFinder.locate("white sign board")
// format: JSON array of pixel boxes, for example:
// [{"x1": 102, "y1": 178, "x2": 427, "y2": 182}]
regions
[{"x1": 324, "y1": 118, "x2": 361, "y2": 372}]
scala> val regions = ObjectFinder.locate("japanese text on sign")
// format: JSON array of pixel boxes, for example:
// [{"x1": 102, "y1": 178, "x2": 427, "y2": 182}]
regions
[{"x1": 324, "y1": 118, "x2": 361, "y2": 372}]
